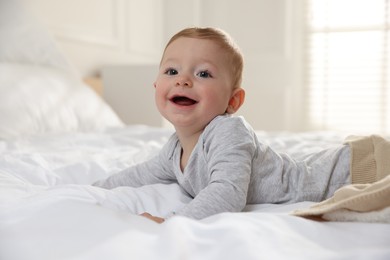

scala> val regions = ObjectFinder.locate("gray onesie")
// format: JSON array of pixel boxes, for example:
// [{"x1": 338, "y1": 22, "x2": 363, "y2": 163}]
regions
[{"x1": 94, "y1": 114, "x2": 351, "y2": 219}]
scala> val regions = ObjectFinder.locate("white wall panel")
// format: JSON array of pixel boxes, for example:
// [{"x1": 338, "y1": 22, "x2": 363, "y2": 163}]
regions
[
  {"x1": 28, "y1": 0, "x2": 165, "y2": 76},
  {"x1": 126, "y1": 0, "x2": 163, "y2": 56},
  {"x1": 32, "y1": 0, "x2": 121, "y2": 47}
]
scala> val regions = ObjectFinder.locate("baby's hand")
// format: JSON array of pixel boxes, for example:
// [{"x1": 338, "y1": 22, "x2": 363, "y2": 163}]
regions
[{"x1": 140, "y1": 212, "x2": 165, "y2": 224}]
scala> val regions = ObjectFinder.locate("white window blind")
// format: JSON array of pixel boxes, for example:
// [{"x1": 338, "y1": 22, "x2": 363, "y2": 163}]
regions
[{"x1": 305, "y1": 0, "x2": 390, "y2": 134}]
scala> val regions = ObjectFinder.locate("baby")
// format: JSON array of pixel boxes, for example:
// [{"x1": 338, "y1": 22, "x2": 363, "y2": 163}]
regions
[{"x1": 94, "y1": 27, "x2": 387, "y2": 223}]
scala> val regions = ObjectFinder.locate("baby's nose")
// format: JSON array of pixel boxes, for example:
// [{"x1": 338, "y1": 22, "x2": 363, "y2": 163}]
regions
[{"x1": 175, "y1": 76, "x2": 192, "y2": 87}]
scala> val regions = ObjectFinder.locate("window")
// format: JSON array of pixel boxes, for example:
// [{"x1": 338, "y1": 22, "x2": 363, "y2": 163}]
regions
[{"x1": 305, "y1": 0, "x2": 390, "y2": 134}]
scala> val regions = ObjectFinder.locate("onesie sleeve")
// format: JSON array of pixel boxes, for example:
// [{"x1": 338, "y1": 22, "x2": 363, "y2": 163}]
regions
[
  {"x1": 93, "y1": 135, "x2": 177, "y2": 189},
  {"x1": 176, "y1": 116, "x2": 257, "y2": 219}
]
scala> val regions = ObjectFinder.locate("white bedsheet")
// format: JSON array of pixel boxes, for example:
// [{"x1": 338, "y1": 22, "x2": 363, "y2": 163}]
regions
[{"x1": 0, "y1": 126, "x2": 389, "y2": 260}]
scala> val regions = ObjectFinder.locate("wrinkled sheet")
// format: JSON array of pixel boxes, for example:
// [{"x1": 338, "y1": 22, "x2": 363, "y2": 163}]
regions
[{"x1": 0, "y1": 126, "x2": 389, "y2": 260}]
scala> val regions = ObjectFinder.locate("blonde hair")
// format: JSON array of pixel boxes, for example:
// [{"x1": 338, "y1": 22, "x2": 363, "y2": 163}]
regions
[{"x1": 161, "y1": 27, "x2": 244, "y2": 89}]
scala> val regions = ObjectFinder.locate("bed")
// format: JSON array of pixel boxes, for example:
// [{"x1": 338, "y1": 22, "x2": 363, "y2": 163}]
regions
[{"x1": 1, "y1": 1, "x2": 389, "y2": 260}]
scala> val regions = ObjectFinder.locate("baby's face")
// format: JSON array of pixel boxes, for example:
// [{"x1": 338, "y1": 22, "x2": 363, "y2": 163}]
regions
[{"x1": 154, "y1": 37, "x2": 234, "y2": 132}]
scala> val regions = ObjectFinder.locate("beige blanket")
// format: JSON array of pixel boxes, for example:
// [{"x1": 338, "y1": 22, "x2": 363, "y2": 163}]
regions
[
  {"x1": 292, "y1": 135, "x2": 390, "y2": 223},
  {"x1": 292, "y1": 176, "x2": 390, "y2": 222},
  {"x1": 346, "y1": 135, "x2": 390, "y2": 184}
]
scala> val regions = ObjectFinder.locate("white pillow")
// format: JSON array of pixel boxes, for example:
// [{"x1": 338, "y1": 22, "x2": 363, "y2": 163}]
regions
[{"x1": 0, "y1": 63, "x2": 124, "y2": 139}]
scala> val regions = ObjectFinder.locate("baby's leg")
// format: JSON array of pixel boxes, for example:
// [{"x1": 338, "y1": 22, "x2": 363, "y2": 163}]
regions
[
  {"x1": 296, "y1": 144, "x2": 351, "y2": 202},
  {"x1": 323, "y1": 145, "x2": 351, "y2": 197}
]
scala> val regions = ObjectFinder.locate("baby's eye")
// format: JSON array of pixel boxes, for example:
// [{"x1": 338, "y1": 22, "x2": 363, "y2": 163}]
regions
[
  {"x1": 197, "y1": 70, "x2": 212, "y2": 78},
  {"x1": 165, "y1": 68, "x2": 178, "y2": 75}
]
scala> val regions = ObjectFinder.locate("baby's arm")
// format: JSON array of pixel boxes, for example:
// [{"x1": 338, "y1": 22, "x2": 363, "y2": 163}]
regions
[
  {"x1": 177, "y1": 146, "x2": 254, "y2": 219},
  {"x1": 140, "y1": 212, "x2": 165, "y2": 223},
  {"x1": 93, "y1": 134, "x2": 178, "y2": 189},
  {"x1": 178, "y1": 178, "x2": 250, "y2": 219},
  {"x1": 93, "y1": 154, "x2": 174, "y2": 189},
  {"x1": 176, "y1": 118, "x2": 257, "y2": 219}
]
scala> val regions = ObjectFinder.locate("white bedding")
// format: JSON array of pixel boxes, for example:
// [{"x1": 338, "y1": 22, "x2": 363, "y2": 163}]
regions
[{"x1": 1, "y1": 127, "x2": 390, "y2": 260}]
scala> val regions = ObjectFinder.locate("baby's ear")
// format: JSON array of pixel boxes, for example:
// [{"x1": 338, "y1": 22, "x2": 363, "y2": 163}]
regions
[{"x1": 226, "y1": 88, "x2": 245, "y2": 114}]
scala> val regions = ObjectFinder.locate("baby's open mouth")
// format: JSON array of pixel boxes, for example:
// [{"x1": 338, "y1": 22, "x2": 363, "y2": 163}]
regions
[{"x1": 170, "y1": 96, "x2": 198, "y2": 106}]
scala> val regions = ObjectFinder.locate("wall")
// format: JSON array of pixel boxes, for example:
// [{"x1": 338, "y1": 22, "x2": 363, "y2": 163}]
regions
[
  {"x1": 28, "y1": 0, "x2": 306, "y2": 131},
  {"x1": 28, "y1": 0, "x2": 164, "y2": 73}
]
